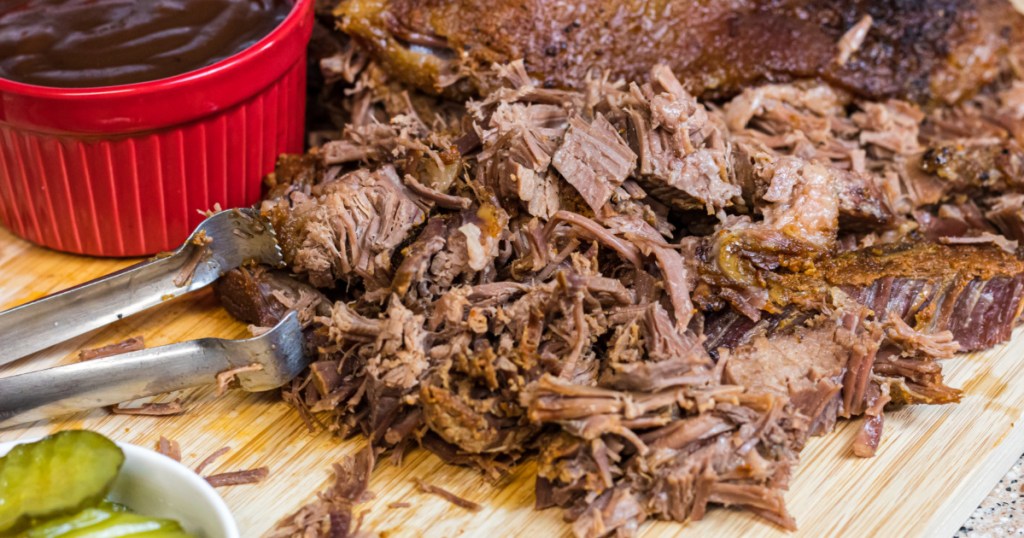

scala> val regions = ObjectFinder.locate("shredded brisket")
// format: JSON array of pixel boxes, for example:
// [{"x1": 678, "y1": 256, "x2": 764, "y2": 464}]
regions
[
  {"x1": 205, "y1": 467, "x2": 270, "y2": 488},
  {"x1": 194, "y1": 446, "x2": 232, "y2": 475},
  {"x1": 79, "y1": 336, "x2": 145, "y2": 361},
  {"x1": 269, "y1": 448, "x2": 375, "y2": 538},
  {"x1": 109, "y1": 400, "x2": 185, "y2": 416},
  {"x1": 213, "y1": 26, "x2": 1024, "y2": 537},
  {"x1": 156, "y1": 436, "x2": 181, "y2": 462},
  {"x1": 413, "y1": 478, "x2": 484, "y2": 512}
]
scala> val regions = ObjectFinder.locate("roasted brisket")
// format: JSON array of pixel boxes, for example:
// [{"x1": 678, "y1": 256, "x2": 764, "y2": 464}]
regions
[{"x1": 338, "y1": 0, "x2": 1024, "y2": 104}]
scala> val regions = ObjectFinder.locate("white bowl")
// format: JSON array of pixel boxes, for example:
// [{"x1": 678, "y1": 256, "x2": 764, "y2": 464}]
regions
[{"x1": 0, "y1": 436, "x2": 240, "y2": 538}]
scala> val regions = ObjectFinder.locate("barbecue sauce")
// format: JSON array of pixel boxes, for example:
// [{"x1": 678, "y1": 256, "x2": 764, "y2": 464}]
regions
[{"x1": 0, "y1": 0, "x2": 292, "y2": 88}]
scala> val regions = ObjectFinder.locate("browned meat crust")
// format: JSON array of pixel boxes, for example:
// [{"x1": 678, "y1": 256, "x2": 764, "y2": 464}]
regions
[
  {"x1": 338, "y1": 0, "x2": 1024, "y2": 104},
  {"x1": 214, "y1": 264, "x2": 329, "y2": 328},
  {"x1": 921, "y1": 141, "x2": 1024, "y2": 194},
  {"x1": 758, "y1": 242, "x2": 1024, "y2": 351}
]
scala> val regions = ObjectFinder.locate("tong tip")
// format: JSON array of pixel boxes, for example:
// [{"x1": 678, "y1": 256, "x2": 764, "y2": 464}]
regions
[{"x1": 186, "y1": 208, "x2": 285, "y2": 271}]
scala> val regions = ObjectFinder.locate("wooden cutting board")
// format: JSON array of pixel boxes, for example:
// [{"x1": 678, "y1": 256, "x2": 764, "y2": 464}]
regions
[{"x1": 0, "y1": 223, "x2": 1022, "y2": 538}]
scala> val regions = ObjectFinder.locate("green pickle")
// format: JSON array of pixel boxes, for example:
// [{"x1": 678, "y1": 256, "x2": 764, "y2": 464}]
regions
[
  {"x1": 0, "y1": 431, "x2": 125, "y2": 534},
  {"x1": 18, "y1": 507, "x2": 192, "y2": 538},
  {"x1": 0, "y1": 431, "x2": 195, "y2": 538}
]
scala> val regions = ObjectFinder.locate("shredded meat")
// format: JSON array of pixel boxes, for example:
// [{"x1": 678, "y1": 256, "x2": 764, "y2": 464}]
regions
[
  {"x1": 215, "y1": 265, "x2": 329, "y2": 328},
  {"x1": 269, "y1": 448, "x2": 375, "y2": 538},
  {"x1": 214, "y1": 41, "x2": 1024, "y2": 537},
  {"x1": 552, "y1": 114, "x2": 636, "y2": 213},
  {"x1": 156, "y1": 436, "x2": 181, "y2": 462},
  {"x1": 986, "y1": 193, "x2": 1024, "y2": 242},
  {"x1": 215, "y1": 363, "x2": 265, "y2": 396},
  {"x1": 264, "y1": 165, "x2": 427, "y2": 289},
  {"x1": 414, "y1": 478, "x2": 484, "y2": 512},
  {"x1": 79, "y1": 336, "x2": 145, "y2": 361},
  {"x1": 153, "y1": 438, "x2": 272, "y2": 490},
  {"x1": 173, "y1": 230, "x2": 213, "y2": 287},
  {"x1": 626, "y1": 66, "x2": 740, "y2": 213},
  {"x1": 835, "y1": 15, "x2": 873, "y2": 66},
  {"x1": 195, "y1": 446, "x2": 232, "y2": 475},
  {"x1": 109, "y1": 400, "x2": 185, "y2": 416},
  {"x1": 205, "y1": 467, "x2": 270, "y2": 488}
]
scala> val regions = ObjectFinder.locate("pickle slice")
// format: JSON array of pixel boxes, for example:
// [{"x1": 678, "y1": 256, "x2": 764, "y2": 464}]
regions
[
  {"x1": 16, "y1": 508, "x2": 111, "y2": 538},
  {"x1": 0, "y1": 430, "x2": 125, "y2": 534},
  {"x1": 19, "y1": 507, "x2": 194, "y2": 538}
]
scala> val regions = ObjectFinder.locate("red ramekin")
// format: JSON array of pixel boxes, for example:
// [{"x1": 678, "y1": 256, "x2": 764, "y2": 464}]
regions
[{"x1": 0, "y1": 0, "x2": 313, "y2": 257}]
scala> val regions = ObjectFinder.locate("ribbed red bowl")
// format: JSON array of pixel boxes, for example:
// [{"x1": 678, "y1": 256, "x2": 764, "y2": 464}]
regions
[{"x1": 0, "y1": 0, "x2": 313, "y2": 257}]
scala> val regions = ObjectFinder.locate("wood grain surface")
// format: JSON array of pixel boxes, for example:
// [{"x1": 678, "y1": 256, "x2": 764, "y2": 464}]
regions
[{"x1": 0, "y1": 223, "x2": 1022, "y2": 538}]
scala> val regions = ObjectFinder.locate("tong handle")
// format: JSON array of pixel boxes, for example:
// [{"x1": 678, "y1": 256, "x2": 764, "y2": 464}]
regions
[
  {"x1": 0, "y1": 247, "x2": 214, "y2": 367},
  {"x1": 0, "y1": 208, "x2": 283, "y2": 367},
  {"x1": 0, "y1": 313, "x2": 303, "y2": 428}
]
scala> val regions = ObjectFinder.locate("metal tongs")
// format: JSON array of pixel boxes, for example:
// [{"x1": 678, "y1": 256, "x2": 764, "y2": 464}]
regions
[{"x1": 0, "y1": 208, "x2": 308, "y2": 428}]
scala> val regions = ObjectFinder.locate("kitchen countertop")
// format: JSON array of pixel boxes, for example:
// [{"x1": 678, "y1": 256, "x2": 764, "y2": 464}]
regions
[{"x1": 959, "y1": 454, "x2": 1024, "y2": 537}]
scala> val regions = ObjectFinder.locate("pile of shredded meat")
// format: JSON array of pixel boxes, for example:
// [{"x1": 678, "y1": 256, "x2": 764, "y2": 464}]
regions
[{"x1": 219, "y1": 5, "x2": 1024, "y2": 536}]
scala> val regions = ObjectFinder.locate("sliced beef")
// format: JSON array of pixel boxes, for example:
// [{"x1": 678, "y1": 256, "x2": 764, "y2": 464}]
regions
[
  {"x1": 713, "y1": 305, "x2": 868, "y2": 434},
  {"x1": 775, "y1": 242, "x2": 1024, "y2": 351},
  {"x1": 700, "y1": 234, "x2": 1024, "y2": 353},
  {"x1": 846, "y1": 275, "x2": 1024, "y2": 352},
  {"x1": 720, "y1": 312, "x2": 851, "y2": 405}
]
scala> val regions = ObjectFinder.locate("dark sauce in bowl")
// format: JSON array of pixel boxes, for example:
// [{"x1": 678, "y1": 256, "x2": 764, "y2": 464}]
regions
[{"x1": 0, "y1": 0, "x2": 292, "y2": 88}]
